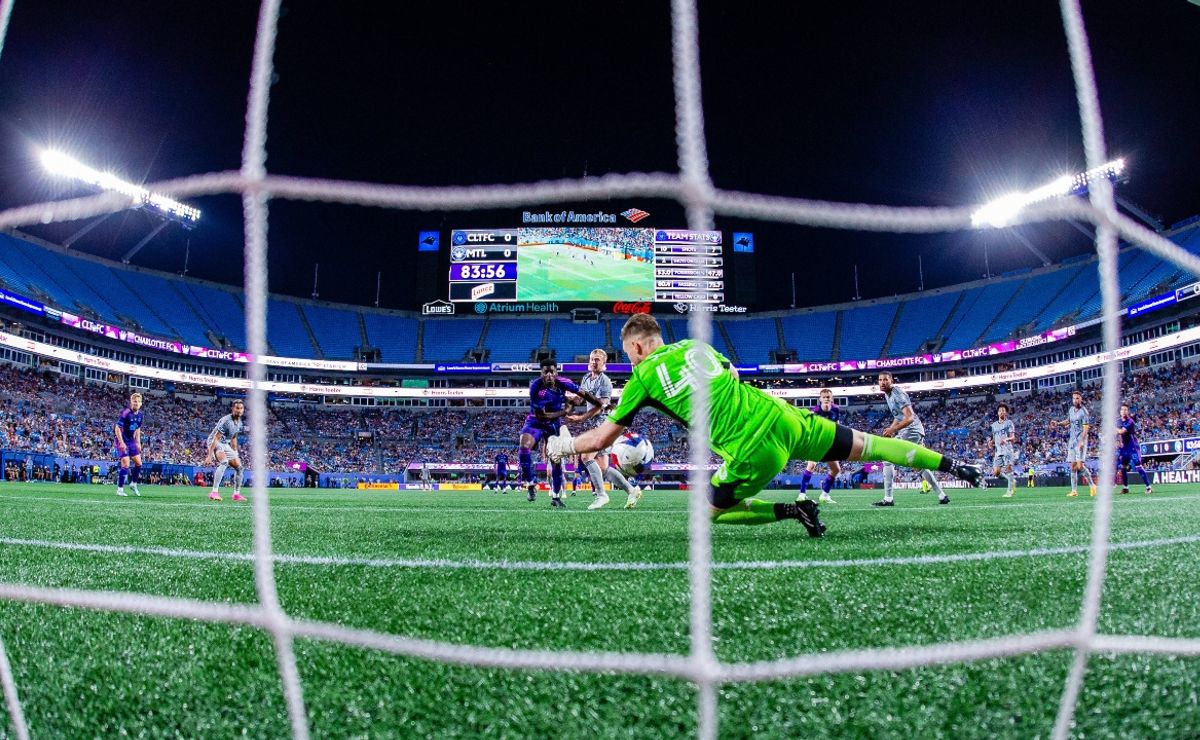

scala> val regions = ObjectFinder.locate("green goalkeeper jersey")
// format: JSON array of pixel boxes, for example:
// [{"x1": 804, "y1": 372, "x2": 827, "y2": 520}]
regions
[{"x1": 608, "y1": 339, "x2": 791, "y2": 459}]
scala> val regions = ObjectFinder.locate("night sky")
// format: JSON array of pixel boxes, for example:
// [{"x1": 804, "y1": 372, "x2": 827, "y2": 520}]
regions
[{"x1": 1, "y1": 1, "x2": 1198, "y2": 311}]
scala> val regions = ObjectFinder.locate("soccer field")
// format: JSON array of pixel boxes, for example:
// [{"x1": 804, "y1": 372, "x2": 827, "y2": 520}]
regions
[
  {"x1": 518, "y1": 244, "x2": 653, "y2": 302},
  {"x1": 0, "y1": 483, "x2": 1197, "y2": 737}
]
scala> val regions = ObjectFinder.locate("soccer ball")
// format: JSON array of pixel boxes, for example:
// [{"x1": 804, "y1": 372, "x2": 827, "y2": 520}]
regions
[{"x1": 613, "y1": 432, "x2": 654, "y2": 476}]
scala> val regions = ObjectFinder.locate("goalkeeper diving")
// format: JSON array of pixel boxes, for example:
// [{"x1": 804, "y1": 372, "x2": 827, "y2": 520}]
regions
[{"x1": 548, "y1": 314, "x2": 982, "y2": 537}]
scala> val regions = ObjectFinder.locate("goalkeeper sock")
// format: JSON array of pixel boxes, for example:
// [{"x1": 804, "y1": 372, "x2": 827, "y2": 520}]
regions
[
  {"x1": 799, "y1": 469, "x2": 812, "y2": 493},
  {"x1": 519, "y1": 447, "x2": 533, "y2": 482},
  {"x1": 604, "y1": 466, "x2": 636, "y2": 495},
  {"x1": 862, "y1": 433, "x2": 950, "y2": 473},
  {"x1": 712, "y1": 498, "x2": 785, "y2": 526},
  {"x1": 583, "y1": 458, "x2": 606, "y2": 494}
]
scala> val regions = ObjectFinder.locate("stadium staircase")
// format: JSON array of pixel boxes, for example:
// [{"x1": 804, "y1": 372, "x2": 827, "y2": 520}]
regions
[
  {"x1": 662, "y1": 320, "x2": 677, "y2": 343},
  {"x1": 878, "y1": 301, "x2": 906, "y2": 357},
  {"x1": 774, "y1": 318, "x2": 787, "y2": 353},
  {"x1": 415, "y1": 320, "x2": 425, "y2": 362},
  {"x1": 475, "y1": 318, "x2": 491, "y2": 359},
  {"x1": 357, "y1": 313, "x2": 370, "y2": 349},
  {"x1": 169, "y1": 283, "x2": 221, "y2": 346},
  {"x1": 540, "y1": 319, "x2": 551, "y2": 354},
  {"x1": 830, "y1": 311, "x2": 844, "y2": 360},
  {"x1": 715, "y1": 321, "x2": 739, "y2": 364},
  {"x1": 109, "y1": 270, "x2": 185, "y2": 340},
  {"x1": 932, "y1": 292, "x2": 966, "y2": 348},
  {"x1": 295, "y1": 304, "x2": 325, "y2": 359}
]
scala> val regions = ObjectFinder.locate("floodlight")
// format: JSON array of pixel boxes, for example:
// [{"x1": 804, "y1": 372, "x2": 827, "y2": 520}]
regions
[
  {"x1": 972, "y1": 158, "x2": 1125, "y2": 228},
  {"x1": 40, "y1": 148, "x2": 201, "y2": 225}
]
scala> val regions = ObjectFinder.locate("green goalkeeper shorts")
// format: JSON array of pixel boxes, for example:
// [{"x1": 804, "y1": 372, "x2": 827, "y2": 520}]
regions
[{"x1": 709, "y1": 403, "x2": 841, "y2": 508}]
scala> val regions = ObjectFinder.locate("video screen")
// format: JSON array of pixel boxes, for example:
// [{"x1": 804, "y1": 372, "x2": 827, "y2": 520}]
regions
[{"x1": 516, "y1": 228, "x2": 654, "y2": 302}]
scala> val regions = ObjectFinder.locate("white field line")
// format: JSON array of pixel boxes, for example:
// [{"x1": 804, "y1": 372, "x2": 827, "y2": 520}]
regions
[
  {"x1": 1, "y1": 533, "x2": 1198, "y2": 574},
  {"x1": 0, "y1": 490, "x2": 1195, "y2": 517}
]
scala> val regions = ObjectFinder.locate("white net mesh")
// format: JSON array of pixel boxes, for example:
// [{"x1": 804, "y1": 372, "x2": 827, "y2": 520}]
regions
[{"x1": 0, "y1": 0, "x2": 1198, "y2": 737}]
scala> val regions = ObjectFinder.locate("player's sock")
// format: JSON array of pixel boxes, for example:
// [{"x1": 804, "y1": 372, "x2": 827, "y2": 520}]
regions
[
  {"x1": 551, "y1": 461, "x2": 564, "y2": 496},
  {"x1": 519, "y1": 448, "x2": 533, "y2": 483},
  {"x1": 862, "y1": 434, "x2": 952, "y2": 473},
  {"x1": 130, "y1": 465, "x2": 141, "y2": 487},
  {"x1": 117, "y1": 467, "x2": 128, "y2": 490},
  {"x1": 712, "y1": 498, "x2": 785, "y2": 525},
  {"x1": 799, "y1": 469, "x2": 812, "y2": 493},
  {"x1": 212, "y1": 461, "x2": 229, "y2": 492},
  {"x1": 1070, "y1": 468, "x2": 1079, "y2": 493},
  {"x1": 921, "y1": 470, "x2": 945, "y2": 499},
  {"x1": 583, "y1": 459, "x2": 606, "y2": 496},
  {"x1": 604, "y1": 466, "x2": 636, "y2": 495},
  {"x1": 882, "y1": 463, "x2": 895, "y2": 502},
  {"x1": 1135, "y1": 466, "x2": 1151, "y2": 487},
  {"x1": 1004, "y1": 472, "x2": 1015, "y2": 494},
  {"x1": 1079, "y1": 465, "x2": 1095, "y2": 486},
  {"x1": 1120, "y1": 467, "x2": 1128, "y2": 487},
  {"x1": 821, "y1": 474, "x2": 832, "y2": 494},
  {"x1": 234, "y1": 466, "x2": 244, "y2": 492}
]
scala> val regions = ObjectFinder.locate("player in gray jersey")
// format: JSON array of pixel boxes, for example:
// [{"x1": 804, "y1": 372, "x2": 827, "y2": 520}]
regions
[
  {"x1": 874, "y1": 372, "x2": 950, "y2": 506},
  {"x1": 204, "y1": 399, "x2": 246, "y2": 502},
  {"x1": 566, "y1": 349, "x2": 643, "y2": 510},
  {"x1": 990, "y1": 403, "x2": 1018, "y2": 497},
  {"x1": 1051, "y1": 390, "x2": 1096, "y2": 497}
]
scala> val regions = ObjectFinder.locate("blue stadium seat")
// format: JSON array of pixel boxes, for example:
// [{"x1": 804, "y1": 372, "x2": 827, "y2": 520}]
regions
[
  {"x1": 980, "y1": 268, "x2": 1079, "y2": 344},
  {"x1": 0, "y1": 235, "x2": 97, "y2": 316},
  {"x1": 887, "y1": 293, "x2": 958, "y2": 356},
  {"x1": 836, "y1": 303, "x2": 897, "y2": 360},
  {"x1": 267, "y1": 299, "x2": 318, "y2": 358},
  {"x1": 721, "y1": 318, "x2": 779, "y2": 364},
  {"x1": 941, "y1": 281, "x2": 1023, "y2": 351},
  {"x1": 1031, "y1": 265, "x2": 1091, "y2": 331},
  {"x1": 424, "y1": 318, "x2": 485, "y2": 361},
  {"x1": 303, "y1": 304, "x2": 363, "y2": 359},
  {"x1": 779, "y1": 312, "x2": 836, "y2": 361},
  {"x1": 662, "y1": 319, "x2": 736, "y2": 360},
  {"x1": 180, "y1": 282, "x2": 247, "y2": 348},
  {"x1": 362, "y1": 313, "x2": 418, "y2": 363},
  {"x1": 547, "y1": 319, "x2": 606, "y2": 361},
  {"x1": 484, "y1": 318, "x2": 539, "y2": 361},
  {"x1": 112, "y1": 270, "x2": 213, "y2": 345}
]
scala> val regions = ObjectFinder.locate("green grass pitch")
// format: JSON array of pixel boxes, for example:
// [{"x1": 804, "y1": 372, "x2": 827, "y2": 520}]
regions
[
  {"x1": 0, "y1": 482, "x2": 1197, "y2": 737},
  {"x1": 518, "y1": 244, "x2": 654, "y2": 302}
]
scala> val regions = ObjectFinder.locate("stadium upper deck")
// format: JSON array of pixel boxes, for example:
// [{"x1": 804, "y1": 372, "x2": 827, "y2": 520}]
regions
[{"x1": 1, "y1": 225, "x2": 1198, "y2": 366}]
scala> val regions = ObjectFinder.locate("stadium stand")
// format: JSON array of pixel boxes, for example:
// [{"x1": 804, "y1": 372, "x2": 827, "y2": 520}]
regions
[
  {"x1": 484, "y1": 318, "x2": 541, "y2": 361},
  {"x1": 885, "y1": 292, "x2": 959, "y2": 356},
  {"x1": 721, "y1": 317, "x2": 779, "y2": 365},
  {"x1": 941, "y1": 281, "x2": 1024, "y2": 351},
  {"x1": 423, "y1": 318, "x2": 485, "y2": 362},
  {"x1": 302, "y1": 303, "x2": 363, "y2": 359},
  {"x1": 362, "y1": 313, "x2": 419, "y2": 363},
  {"x1": 546, "y1": 319, "x2": 607, "y2": 362},
  {"x1": 110, "y1": 269, "x2": 212, "y2": 346},
  {"x1": 978, "y1": 266, "x2": 1081, "y2": 344},
  {"x1": 267, "y1": 298, "x2": 318, "y2": 358},
  {"x1": 178, "y1": 281, "x2": 248, "y2": 349},
  {"x1": 779, "y1": 311, "x2": 837, "y2": 361},
  {"x1": 836, "y1": 302, "x2": 898, "y2": 360}
]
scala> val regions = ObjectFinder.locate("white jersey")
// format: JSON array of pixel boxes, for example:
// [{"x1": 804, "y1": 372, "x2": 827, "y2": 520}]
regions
[
  {"x1": 884, "y1": 386, "x2": 924, "y2": 437},
  {"x1": 990, "y1": 419, "x2": 1016, "y2": 456},
  {"x1": 577, "y1": 371, "x2": 613, "y2": 428}
]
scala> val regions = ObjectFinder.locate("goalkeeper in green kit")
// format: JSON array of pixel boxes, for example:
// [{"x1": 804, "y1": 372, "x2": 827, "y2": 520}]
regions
[{"x1": 547, "y1": 314, "x2": 982, "y2": 538}]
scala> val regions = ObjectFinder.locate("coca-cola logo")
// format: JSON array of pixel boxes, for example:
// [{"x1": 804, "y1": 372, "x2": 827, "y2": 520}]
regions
[{"x1": 612, "y1": 302, "x2": 652, "y2": 315}]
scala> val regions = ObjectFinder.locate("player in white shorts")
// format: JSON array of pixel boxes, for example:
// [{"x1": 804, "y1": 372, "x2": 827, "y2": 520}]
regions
[
  {"x1": 990, "y1": 403, "x2": 1018, "y2": 498},
  {"x1": 205, "y1": 399, "x2": 247, "y2": 502},
  {"x1": 567, "y1": 348, "x2": 643, "y2": 510},
  {"x1": 873, "y1": 372, "x2": 951, "y2": 506},
  {"x1": 1051, "y1": 390, "x2": 1097, "y2": 498}
]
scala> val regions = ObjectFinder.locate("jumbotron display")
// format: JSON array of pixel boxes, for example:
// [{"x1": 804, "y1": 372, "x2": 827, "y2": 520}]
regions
[{"x1": 448, "y1": 227, "x2": 724, "y2": 303}]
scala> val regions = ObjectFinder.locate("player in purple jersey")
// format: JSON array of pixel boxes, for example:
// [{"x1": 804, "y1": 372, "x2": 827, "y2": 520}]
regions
[
  {"x1": 1116, "y1": 404, "x2": 1152, "y2": 495},
  {"x1": 518, "y1": 358, "x2": 604, "y2": 507},
  {"x1": 796, "y1": 389, "x2": 840, "y2": 504},
  {"x1": 113, "y1": 392, "x2": 144, "y2": 497}
]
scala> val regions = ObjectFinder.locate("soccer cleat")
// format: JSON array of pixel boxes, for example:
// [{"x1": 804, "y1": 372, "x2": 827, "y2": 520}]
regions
[
  {"x1": 818, "y1": 493, "x2": 836, "y2": 504},
  {"x1": 1145, "y1": 487, "x2": 1153, "y2": 495},
  {"x1": 1067, "y1": 491, "x2": 1079, "y2": 497},
  {"x1": 623, "y1": 486, "x2": 643, "y2": 509},
  {"x1": 115, "y1": 489, "x2": 127, "y2": 497},
  {"x1": 1002, "y1": 491, "x2": 1014, "y2": 498},
  {"x1": 231, "y1": 493, "x2": 247, "y2": 502},
  {"x1": 209, "y1": 491, "x2": 222, "y2": 502},
  {"x1": 872, "y1": 499, "x2": 895, "y2": 507},
  {"x1": 938, "y1": 496, "x2": 951, "y2": 505},
  {"x1": 551, "y1": 497, "x2": 566, "y2": 509},
  {"x1": 794, "y1": 499, "x2": 826, "y2": 538},
  {"x1": 1120, "y1": 487, "x2": 1130, "y2": 495},
  {"x1": 527, "y1": 483, "x2": 537, "y2": 502},
  {"x1": 794, "y1": 492, "x2": 809, "y2": 503},
  {"x1": 1089, "y1": 484, "x2": 1097, "y2": 497},
  {"x1": 948, "y1": 462, "x2": 984, "y2": 488},
  {"x1": 588, "y1": 492, "x2": 610, "y2": 511},
  {"x1": 130, "y1": 484, "x2": 140, "y2": 497}
]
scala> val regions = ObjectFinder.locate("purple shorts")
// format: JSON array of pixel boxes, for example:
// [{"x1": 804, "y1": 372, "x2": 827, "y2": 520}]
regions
[
  {"x1": 115, "y1": 442, "x2": 140, "y2": 460},
  {"x1": 520, "y1": 418, "x2": 560, "y2": 447}
]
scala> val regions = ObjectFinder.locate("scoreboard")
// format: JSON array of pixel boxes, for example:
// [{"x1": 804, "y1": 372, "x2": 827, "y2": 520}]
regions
[{"x1": 448, "y1": 227, "x2": 726, "y2": 304}]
